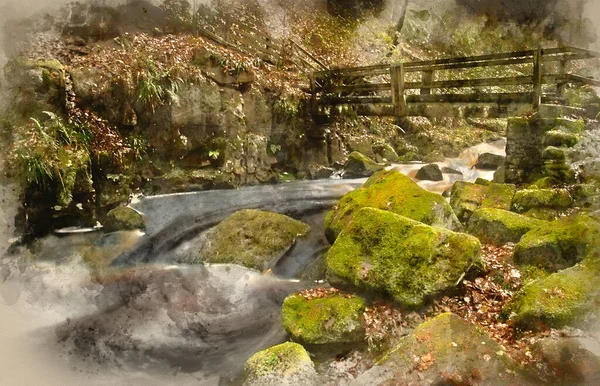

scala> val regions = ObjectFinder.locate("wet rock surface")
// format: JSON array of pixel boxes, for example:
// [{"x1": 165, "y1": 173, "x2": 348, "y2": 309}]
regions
[{"x1": 415, "y1": 163, "x2": 443, "y2": 181}]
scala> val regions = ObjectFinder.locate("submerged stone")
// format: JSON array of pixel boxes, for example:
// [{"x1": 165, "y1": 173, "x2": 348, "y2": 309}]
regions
[
  {"x1": 325, "y1": 170, "x2": 460, "y2": 242},
  {"x1": 514, "y1": 215, "x2": 600, "y2": 272},
  {"x1": 244, "y1": 342, "x2": 316, "y2": 386},
  {"x1": 467, "y1": 208, "x2": 546, "y2": 245},
  {"x1": 356, "y1": 313, "x2": 523, "y2": 385},
  {"x1": 103, "y1": 206, "x2": 145, "y2": 232},
  {"x1": 342, "y1": 151, "x2": 385, "y2": 178},
  {"x1": 183, "y1": 209, "x2": 309, "y2": 271},
  {"x1": 326, "y1": 208, "x2": 482, "y2": 308},
  {"x1": 415, "y1": 164, "x2": 443, "y2": 181},
  {"x1": 282, "y1": 292, "x2": 365, "y2": 344}
]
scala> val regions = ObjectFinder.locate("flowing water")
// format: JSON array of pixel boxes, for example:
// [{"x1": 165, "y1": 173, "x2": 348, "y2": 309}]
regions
[{"x1": 0, "y1": 139, "x2": 506, "y2": 385}]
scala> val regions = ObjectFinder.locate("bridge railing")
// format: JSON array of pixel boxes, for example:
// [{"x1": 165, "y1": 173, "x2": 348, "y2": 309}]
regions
[{"x1": 310, "y1": 46, "x2": 600, "y2": 117}]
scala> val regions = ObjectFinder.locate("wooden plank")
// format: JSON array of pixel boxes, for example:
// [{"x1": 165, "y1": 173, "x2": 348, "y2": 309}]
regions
[
  {"x1": 290, "y1": 39, "x2": 328, "y2": 71},
  {"x1": 406, "y1": 92, "x2": 534, "y2": 104},
  {"x1": 309, "y1": 73, "x2": 317, "y2": 115},
  {"x1": 322, "y1": 82, "x2": 391, "y2": 93},
  {"x1": 326, "y1": 96, "x2": 393, "y2": 105},
  {"x1": 421, "y1": 71, "x2": 433, "y2": 95},
  {"x1": 566, "y1": 74, "x2": 600, "y2": 87},
  {"x1": 533, "y1": 48, "x2": 543, "y2": 109}
]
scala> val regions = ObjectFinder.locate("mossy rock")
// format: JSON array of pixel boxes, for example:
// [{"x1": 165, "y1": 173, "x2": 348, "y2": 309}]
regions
[
  {"x1": 554, "y1": 118, "x2": 586, "y2": 134},
  {"x1": 542, "y1": 146, "x2": 566, "y2": 163},
  {"x1": 343, "y1": 151, "x2": 385, "y2": 178},
  {"x1": 529, "y1": 177, "x2": 560, "y2": 189},
  {"x1": 514, "y1": 215, "x2": 600, "y2": 272},
  {"x1": 450, "y1": 181, "x2": 488, "y2": 223},
  {"x1": 184, "y1": 210, "x2": 309, "y2": 271},
  {"x1": 542, "y1": 130, "x2": 578, "y2": 148},
  {"x1": 522, "y1": 208, "x2": 561, "y2": 221},
  {"x1": 103, "y1": 206, "x2": 145, "y2": 232},
  {"x1": 541, "y1": 164, "x2": 577, "y2": 183},
  {"x1": 481, "y1": 183, "x2": 516, "y2": 211},
  {"x1": 356, "y1": 313, "x2": 523, "y2": 385},
  {"x1": 511, "y1": 188, "x2": 573, "y2": 213},
  {"x1": 326, "y1": 208, "x2": 482, "y2": 308},
  {"x1": 244, "y1": 342, "x2": 316, "y2": 385},
  {"x1": 474, "y1": 177, "x2": 490, "y2": 186},
  {"x1": 282, "y1": 293, "x2": 365, "y2": 344},
  {"x1": 326, "y1": 170, "x2": 460, "y2": 242},
  {"x1": 532, "y1": 337, "x2": 600, "y2": 383},
  {"x1": 467, "y1": 208, "x2": 547, "y2": 245},
  {"x1": 502, "y1": 259, "x2": 600, "y2": 331}
]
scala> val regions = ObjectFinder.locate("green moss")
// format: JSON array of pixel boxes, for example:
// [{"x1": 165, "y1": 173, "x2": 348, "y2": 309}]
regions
[
  {"x1": 511, "y1": 188, "x2": 573, "y2": 213},
  {"x1": 326, "y1": 170, "x2": 460, "y2": 242},
  {"x1": 282, "y1": 293, "x2": 365, "y2": 344},
  {"x1": 542, "y1": 130, "x2": 578, "y2": 148},
  {"x1": 541, "y1": 164, "x2": 576, "y2": 183},
  {"x1": 343, "y1": 151, "x2": 385, "y2": 178},
  {"x1": 481, "y1": 183, "x2": 516, "y2": 211},
  {"x1": 104, "y1": 206, "x2": 145, "y2": 232},
  {"x1": 514, "y1": 215, "x2": 600, "y2": 272},
  {"x1": 503, "y1": 260, "x2": 600, "y2": 331},
  {"x1": 450, "y1": 181, "x2": 488, "y2": 223},
  {"x1": 542, "y1": 146, "x2": 566, "y2": 163},
  {"x1": 522, "y1": 208, "x2": 560, "y2": 221},
  {"x1": 529, "y1": 177, "x2": 559, "y2": 189},
  {"x1": 244, "y1": 342, "x2": 313, "y2": 379},
  {"x1": 186, "y1": 210, "x2": 309, "y2": 271},
  {"x1": 554, "y1": 118, "x2": 586, "y2": 134},
  {"x1": 467, "y1": 208, "x2": 546, "y2": 245},
  {"x1": 474, "y1": 177, "x2": 490, "y2": 186},
  {"x1": 327, "y1": 208, "x2": 482, "y2": 308}
]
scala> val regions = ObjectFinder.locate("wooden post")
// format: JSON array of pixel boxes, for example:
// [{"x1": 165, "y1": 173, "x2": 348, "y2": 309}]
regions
[
  {"x1": 557, "y1": 58, "x2": 568, "y2": 98},
  {"x1": 391, "y1": 64, "x2": 407, "y2": 118},
  {"x1": 309, "y1": 73, "x2": 317, "y2": 115},
  {"x1": 421, "y1": 70, "x2": 433, "y2": 95},
  {"x1": 532, "y1": 48, "x2": 543, "y2": 109}
]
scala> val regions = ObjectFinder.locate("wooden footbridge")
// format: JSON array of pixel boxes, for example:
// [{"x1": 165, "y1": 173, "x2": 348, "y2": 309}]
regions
[{"x1": 309, "y1": 47, "x2": 600, "y2": 119}]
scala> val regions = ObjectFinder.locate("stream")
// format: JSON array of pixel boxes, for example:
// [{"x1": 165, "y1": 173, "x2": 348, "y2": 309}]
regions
[{"x1": 0, "y1": 139, "x2": 505, "y2": 385}]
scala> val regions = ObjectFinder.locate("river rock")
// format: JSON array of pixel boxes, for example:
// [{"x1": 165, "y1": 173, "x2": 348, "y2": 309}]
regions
[
  {"x1": 103, "y1": 206, "x2": 145, "y2": 232},
  {"x1": 502, "y1": 258, "x2": 600, "y2": 331},
  {"x1": 326, "y1": 208, "x2": 482, "y2": 308},
  {"x1": 282, "y1": 292, "x2": 365, "y2": 344},
  {"x1": 415, "y1": 164, "x2": 443, "y2": 181},
  {"x1": 342, "y1": 151, "x2": 385, "y2": 178},
  {"x1": 183, "y1": 209, "x2": 309, "y2": 271},
  {"x1": 326, "y1": 170, "x2": 461, "y2": 242},
  {"x1": 468, "y1": 208, "x2": 546, "y2": 245},
  {"x1": 308, "y1": 164, "x2": 334, "y2": 180},
  {"x1": 450, "y1": 181, "x2": 488, "y2": 223},
  {"x1": 474, "y1": 152, "x2": 505, "y2": 170},
  {"x1": 512, "y1": 188, "x2": 573, "y2": 213},
  {"x1": 441, "y1": 166, "x2": 463, "y2": 175},
  {"x1": 514, "y1": 215, "x2": 600, "y2": 272},
  {"x1": 355, "y1": 313, "x2": 524, "y2": 385},
  {"x1": 244, "y1": 342, "x2": 317, "y2": 386},
  {"x1": 532, "y1": 337, "x2": 600, "y2": 384}
]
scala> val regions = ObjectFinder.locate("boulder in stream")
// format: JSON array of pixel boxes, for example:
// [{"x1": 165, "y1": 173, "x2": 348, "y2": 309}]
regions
[
  {"x1": 342, "y1": 151, "x2": 385, "y2": 178},
  {"x1": 282, "y1": 292, "x2": 365, "y2": 344},
  {"x1": 103, "y1": 206, "x2": 145, "y2": 232},
  {"x1": 473, "y1": 152, "x2": 505, "y2": 170},
  {"x1": 355, "y1": 313, "x2": 524, "y2": 385},
  {"x1": 182, "y1": 209, "x2": 309, "y2": 271},
  {"x1": 415, "y1": 163, "x2": 443, "y2": 181},
  {"x1": 326, "y1": 170, "x2": 461, "y2": 242},
  {"x1": 326, "y1": 208, "x2": 482, "y2": 308},
  {"x1": 244, "y1": 342, "x2": 317, "y2": 386},
  {"x1": 467, "y1": 208, "x2": 547, "y2": 245}
]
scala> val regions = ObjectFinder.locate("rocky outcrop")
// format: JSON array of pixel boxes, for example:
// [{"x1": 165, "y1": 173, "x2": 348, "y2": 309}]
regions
[
  {"x1": 326, "y1": 208, "x2": 482, "y2": 308},
  {"x1": 244, "y1": 342, "x2": 317, "y2": 386},
  {"x1": 467, "y1": 208, "x2": 546, "y2": 245},
  {"x1": 356, "y1": 313, "x2": 524, "y2": 385},
  {"x1": 282, "y1": 292, "x2": 365, "y2": 344},
  {"x1": 326, "y1": 170, "x2": 461, "y2": 242},
  {"x1": 513, "y1": 215, "x2": 600, "y2": 272},
  {"x1": 181, "y1": 209, "x2": 309, "y2": 271}
]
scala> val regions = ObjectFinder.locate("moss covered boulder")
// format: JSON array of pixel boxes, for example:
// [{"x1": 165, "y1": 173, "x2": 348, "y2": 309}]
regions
[
  {"x1": 282, "y1": 292, "x2": 365, "y2": 344},
  {"x1": 514, "y1": 215, "x2": 600, "y2": 272},
  {"x1": 244, "y1": 342, "x2": 316, "y2": 386},
  {"x1": 450, "y1": 181, "x2": 515, "y2": 223},
  {"x1": 481, "y1": 183, "x2": 516, "y2": 210},
  {"x1": 512, "y1": 188, "x2": 573, "y2": 213},
  {"x1": 325, "y1": 170, "x2": 460, "y2": 242},
  {"x1": 183, "y1": 210, "x2": 309, "y2": 271},
  {"x1": 356, "y1": 313, "x2": 523, "y2": 385},
  {"x1": 502, "y1": 259, "x2": 600, "y2": 331},
  {"x1": 467, "y1": 208, "x2": 547, "y2": 245},
  {"x1": 342, "y1": 151, "x2": 385, "y2": 178},
  {"x1": 542, "y1": 130, "x2": 579, "y2": 148},
  {"x1": 326, "y1": 208, "x2": 482, "y2": 308},
  {"x1": 103, "y1": 206, "x2": 145, "y2": 232}
]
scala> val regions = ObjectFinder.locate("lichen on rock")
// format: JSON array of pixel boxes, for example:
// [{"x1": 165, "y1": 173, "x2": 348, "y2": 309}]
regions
[
  {"x1": 244, "y1": 342, "x2": 316, "y2": 386},
  {"x1": 326, "y1": 208, "x2": 482, "y2": 308},
  {"x1": 282, "y1": 292, "x2": 365, "y2": 344},
  {"x1": 182, "y1": 209, "x2": 309, "y2": 271},
  {"x1": 467, "y1": 208, "x2": 546, "y2": 245},
  {"x1": 326, "y1": 170, "x2": 461, "y2": 242}
]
